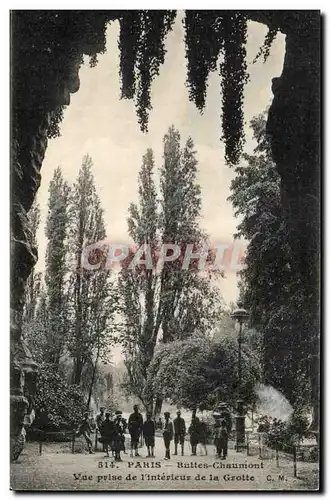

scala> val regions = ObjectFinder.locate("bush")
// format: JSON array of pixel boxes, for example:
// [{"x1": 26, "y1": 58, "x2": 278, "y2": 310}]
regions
[
  {"x1": 27, "y1": 428, "x2": 73, "y2": 442},
  {"x1": 34, "y1": 363, "x2": 86, "y2": 431},
  {"x1": 264, "y1": 410, "x2": 311, "y2": 452},
  {"x1": 146, "y1": 334, "x2": 261, "y2": 411}
]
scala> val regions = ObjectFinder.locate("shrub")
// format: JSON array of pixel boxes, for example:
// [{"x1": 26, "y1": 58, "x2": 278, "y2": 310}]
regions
[{"x1": 34, "y1": 363, "x2": 86, "y2": 431}]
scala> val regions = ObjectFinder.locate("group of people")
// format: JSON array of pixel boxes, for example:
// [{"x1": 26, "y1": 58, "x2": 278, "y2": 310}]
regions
[
  {"x1": 77, "y1": 403, "x2": 233, "y2": 461},
  {"x1": 76, "y1": 409, "x2": 128, "y2": 460},
  {"x1": 161, "y1": 405, "x2": 232, "y2": 460},
  {"x1": 95, "y1": 405, "x2": 144, "y2": 461}
]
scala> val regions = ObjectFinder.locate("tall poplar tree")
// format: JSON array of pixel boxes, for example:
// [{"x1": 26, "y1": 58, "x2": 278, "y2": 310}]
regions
[
  {"x1": 68, "y1": 154, "x2": 114, "y2": 387},
  {"x1": 43, "y1": 167, "x2": 70, "y2": 365},
  {"x1": 118, "y1": 127, "x2": 222, "y2": 414}
]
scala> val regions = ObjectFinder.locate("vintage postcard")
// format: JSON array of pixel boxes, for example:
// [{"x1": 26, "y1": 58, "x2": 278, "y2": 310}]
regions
[{"x1": 10, "y1": 9, "x2": 320, "y2": 491}]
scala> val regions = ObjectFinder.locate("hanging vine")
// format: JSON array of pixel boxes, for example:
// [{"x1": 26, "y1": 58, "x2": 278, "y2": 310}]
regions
[
  {"x1": 253, "y1": 26, "x2": 279, "y2": 64},
  {"x1": 118, "y1": 11, "x2": 143, "y2": 99},
  {"x1": 48, "y1": 107, "x2": 65, "y2": 139},
  {"x1": 184, "y1": 11, "x2": 224, "y2": 111},
  {"x1": 220, "y1": 12, "x2": 248, "y2": 165},
  {"x1": 134, "y1": 10, "x2": 176, "y2": 132},
  {"x1": 15, "y1": 11, "x2": 284, "y2": 163},
  {"x1": 184, "y1": 11, "x2": 248, "y2": 164}
]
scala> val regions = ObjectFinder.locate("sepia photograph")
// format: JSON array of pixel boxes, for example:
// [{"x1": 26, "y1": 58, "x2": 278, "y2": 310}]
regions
[{"x1": 10, "y1": 9, "x2": 320, "y2": 491}]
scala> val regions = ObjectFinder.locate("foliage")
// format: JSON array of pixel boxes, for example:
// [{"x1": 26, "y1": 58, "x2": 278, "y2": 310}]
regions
[
  {"x1": 34, "y1": 362, "x2": 85, "y2": 430},
  {"x1": 220, "y1": 13, "x2": 248, "y2": 165},
  {"x1": 23, "y1": 288, "x2": 50, "y2": 364},
  {"x1": 119, "y1": 11, "x2": 176, "y2": 132},
  {"x1": 265, "y1": 410, "x2": 311, "y2": 452},
  {"x1": 104, "y1": 394, "x2": 121, "y2": 415},
  {"x1": 120, "y1": 10, "x2": 251, "y2": 163},
  {"x1": 287, "y1": 410, "x2": 310, "y2": 441},
  {"x1": 253, "y1": 27, "x2": 279, "y2": 63},
  {"x1": 145, "y1": 331, "x2": 261, "y2": 411},
  {"x1": 184, "y1": 12, "x2": 223, "y2": 111},
  {"x1": 13, "y1": 10, "x2": 320, "y2": 435},
  {"x1": 67, "y1": 154, "x2": 115, "y2": 385},
  {"x1": 18, "y1": 10, "x2": 282, "y2": 164},
  {"x1": 44, "y1": 167, "x2": 71, "y2": 365},
  {"x1": 228, "y1": 111, "x2": 315, "y2": 410},
  {"x1": 24, "y1": 155, "x2": 116, "y2": 411},
  {"x1": 117, "y1": 127, "x2": 223, "y2": 411},
  {"x1": 14, "y1": 11, "x2": 308, "y2": 166}
]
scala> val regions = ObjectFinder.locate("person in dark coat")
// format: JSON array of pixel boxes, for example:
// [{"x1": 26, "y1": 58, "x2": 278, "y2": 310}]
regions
[
  {"x1": 163, "y1": 412, "x2": 174, "y2": 460},
  {"x1": 100, "y1": 412, "x2": 115, "y2": 458},
  {"x1": 112, "y1": 411, "x2": 125, "y2": 461},
  {"x1": 114, "y1": 411, "x2": 127, "y2": 453},
  {"x1": 143, "y1": 411, "x2": 155, "y2": 457},
  {"x1": 218, "y1": 404, "x2": 232, "y2": 434},
  {"x1": 173, "y1": 410, "x2": 186, "y2": 456},
  {"x1": 214, "y1": 419, "x2": 228, "y2": 459},
  {"x1": 128, "y1": 404, "x2": 143, "y2": 457},
  {"x1": 77, "y1": 412, "x2": 94, "y2": 454},
  {"x1": 188, "y1": 414, "x2": 200, "y2": 456}
]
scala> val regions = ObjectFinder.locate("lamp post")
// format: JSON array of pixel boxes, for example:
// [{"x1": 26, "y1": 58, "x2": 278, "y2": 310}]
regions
[{"x1": 231, "y1": 306, "x2": 249, "y2": 451}]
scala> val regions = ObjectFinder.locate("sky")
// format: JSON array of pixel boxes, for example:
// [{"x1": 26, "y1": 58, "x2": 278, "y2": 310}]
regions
[{"x1": 35, "y1": 13, "x2": 285, "y2": 305}]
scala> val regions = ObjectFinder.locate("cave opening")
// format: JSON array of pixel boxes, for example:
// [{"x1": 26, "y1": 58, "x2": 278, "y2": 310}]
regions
[{"x1": 10, "y1": 10, "x2": 320, "y2": 462}]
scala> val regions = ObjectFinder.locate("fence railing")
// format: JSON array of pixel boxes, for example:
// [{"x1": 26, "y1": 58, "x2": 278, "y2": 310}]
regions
[{"x1": 244, "y1": 432, "x2": 319, "y2": 479}]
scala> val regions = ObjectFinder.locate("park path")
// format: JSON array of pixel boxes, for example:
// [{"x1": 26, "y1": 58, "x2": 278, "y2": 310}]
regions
[{"x1": 11, "y1": 436, "x2": 318, "y2": 491}]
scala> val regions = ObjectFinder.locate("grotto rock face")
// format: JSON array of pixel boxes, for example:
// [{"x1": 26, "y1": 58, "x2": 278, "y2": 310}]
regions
[
  {"x1": 10, "y1": 10, "x2": 320, "y2": 459},
  {"x1": 11, "y1": 104, "x2": 50, "y2": 460},
  {"x1": 10, "y1": 10, "x2": 117, "y2": 460},
  {"x1": 266, "y1": 13, "x2": 320, "y2": 431}
]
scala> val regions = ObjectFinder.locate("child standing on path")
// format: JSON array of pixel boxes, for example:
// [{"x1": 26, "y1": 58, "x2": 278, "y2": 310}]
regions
[
  {"x1": 188, "y1": 413, "x2": 200, "y2": 456},
  {"x1": 143, "y1": 411, "x2": 156, "y2": 458},
  {"x1": 101, "y1": 412, "x2": 115, "y2": 458},
  {"x1": 77, "y1": 412, "x2": 94, "y2": 454},
  {"x1": 112, "y1": 411, "x2": 125, "y2": 462},
  {"x1": 214, "y1": 419, "x2": 228, "y2": 459},
  {"x1": 128, "y1": 405, "x2": 143, "y2": 457},
  {"x1": 173, "y1": 410, "x2": 186, "y2": 456},
  {"x1": 163, "y1": 412, "x2": 174, "y2": 460}
]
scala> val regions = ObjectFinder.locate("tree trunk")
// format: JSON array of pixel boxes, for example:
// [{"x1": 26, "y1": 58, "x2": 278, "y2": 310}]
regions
[
  {"x1": 87, "y1": 331, "x2": 101, "y2": 410},
  {"x1": 86, "y1": 357, "x2": 98, "y2": 410},
  {"x1": 73, "y1": 357, "x2": 83, "y2": 385},
  {"x1": 153, "y1": 396, "x2": 163, "y2": 419}
]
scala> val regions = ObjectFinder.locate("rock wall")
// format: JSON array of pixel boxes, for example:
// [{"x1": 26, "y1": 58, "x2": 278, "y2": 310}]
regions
[
  {"x1": 266, "y1": 14, "x2": 320, "y2": 430},
  {"x1": 10, "y1": 10, "x2": 115, "y2": 460}
]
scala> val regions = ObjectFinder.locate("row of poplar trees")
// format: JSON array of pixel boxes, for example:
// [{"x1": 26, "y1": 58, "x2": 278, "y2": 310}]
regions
[
  {"x1": 23, "y1": 126, "x2": 222, "y2": 416},
  {"x1": 23, "y1": 154, "x2": 115, "y2": 411}
]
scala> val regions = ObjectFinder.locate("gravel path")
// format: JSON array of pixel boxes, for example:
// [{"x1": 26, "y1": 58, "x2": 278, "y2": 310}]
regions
[{"x1": 11, "y1": 436, "x2": 319, "y2": 491}]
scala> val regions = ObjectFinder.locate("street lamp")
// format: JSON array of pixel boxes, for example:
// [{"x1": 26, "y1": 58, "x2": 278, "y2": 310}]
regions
[{"x1": 231, "y1": 306, "x2": 249, "y2": 451}]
